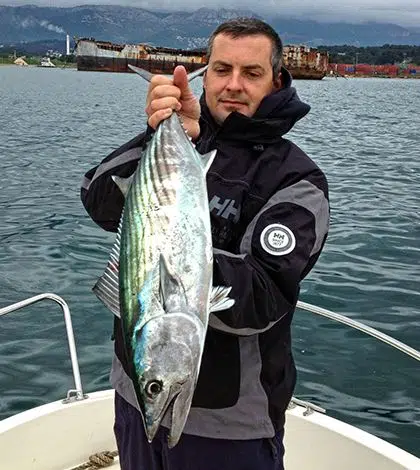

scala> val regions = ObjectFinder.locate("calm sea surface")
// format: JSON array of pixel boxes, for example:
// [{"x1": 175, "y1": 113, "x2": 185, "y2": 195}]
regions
[{"x1": 0, "y1": 66, "x2": 419, "y2": 456}]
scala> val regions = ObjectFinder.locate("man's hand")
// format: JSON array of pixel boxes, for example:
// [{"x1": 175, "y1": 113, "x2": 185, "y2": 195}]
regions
[{"x1": 146, "y1": 66, "x2": 201, "y2": 140}]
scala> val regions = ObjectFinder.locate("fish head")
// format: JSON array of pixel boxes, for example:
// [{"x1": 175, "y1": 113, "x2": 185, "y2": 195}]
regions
[{"x1": 133, "y1": 312, "x2": 205, "y2": 447}]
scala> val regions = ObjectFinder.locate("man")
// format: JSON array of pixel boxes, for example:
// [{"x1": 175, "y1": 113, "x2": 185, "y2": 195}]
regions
[{"x1": 81, "y1": 17, "x2": 329, "y2": 470}]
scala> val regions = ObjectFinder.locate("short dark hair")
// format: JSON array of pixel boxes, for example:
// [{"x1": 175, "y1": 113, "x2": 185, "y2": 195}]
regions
[{"x1": 207, "y1": 17, "x2": 283, "y2": 78}]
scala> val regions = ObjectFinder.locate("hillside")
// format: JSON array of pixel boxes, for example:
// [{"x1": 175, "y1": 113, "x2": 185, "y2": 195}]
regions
[{"x1": 1, "y1": 5, "x2": 419, "y2": 49}]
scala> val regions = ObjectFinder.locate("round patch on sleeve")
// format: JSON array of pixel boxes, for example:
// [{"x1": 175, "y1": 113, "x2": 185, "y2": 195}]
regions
[{"x1": 260, "y1": 224, "x2": 296, "y2": 256}]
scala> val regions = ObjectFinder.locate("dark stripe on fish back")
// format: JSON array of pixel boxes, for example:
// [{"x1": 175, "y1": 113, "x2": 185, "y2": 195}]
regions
[
  {"x1": 149, "y1": 139, "x2": 173, "y2": 228},
  {"x1": 152, "y1": 135, "x2": 172, "y2": 209},
  {"x1": 148, "y1": 139, "x2": 162, "y2": 206},
  {"x1": 136, "y1": 161, "x2": 149, "y2": 277}
]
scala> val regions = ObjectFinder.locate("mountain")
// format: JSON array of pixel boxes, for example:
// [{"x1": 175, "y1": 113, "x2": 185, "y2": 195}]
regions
[
  {"x1": 269, "y1": 18, "x2": 420, "y2": 47},
  {"x1": 1, "y1": 5, "x2": 419, "y2": 50}
]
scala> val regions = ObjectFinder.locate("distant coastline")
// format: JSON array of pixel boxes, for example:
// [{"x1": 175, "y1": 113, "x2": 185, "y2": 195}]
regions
[{"x1": 3, "y1": 63, "x2": 417, "y2": 79}]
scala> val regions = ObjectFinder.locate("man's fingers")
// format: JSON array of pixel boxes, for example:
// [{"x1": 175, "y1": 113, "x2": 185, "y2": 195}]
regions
[
  {"x1": 145, "y1": 67, "x2": 199, "y2": 136},
  {"x1": 151, "y1": 84, "x2": 182, "y2": 101},
  {"x1": 148, "y1": 108, "x2": 174, "y2": 130},
  {"x1": 148, "y1": 96, "x2": 181, "y2": 114},
  {"x1": 173, "y1": 66, "x2": 195, "y2": 99},
  {"x1": 150, "y1": 74, "x2": 172, "y2": 87},
  {"x1": 146, "y1": 76, "x2": 177, "y2": 107}
]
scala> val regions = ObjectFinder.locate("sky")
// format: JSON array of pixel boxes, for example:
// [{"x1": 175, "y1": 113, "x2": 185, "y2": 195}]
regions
[{"x1": 1, "y1": 1, "x2": 420, "y2": 28}]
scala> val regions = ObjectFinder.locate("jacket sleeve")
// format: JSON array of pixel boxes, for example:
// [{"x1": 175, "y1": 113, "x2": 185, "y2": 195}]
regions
[
  {"x1": 80, "y1": 127, "x2": 154, "y2": 232},
  {"x1": 209, "y1": 171, "x2": 329, "y2": 336}
]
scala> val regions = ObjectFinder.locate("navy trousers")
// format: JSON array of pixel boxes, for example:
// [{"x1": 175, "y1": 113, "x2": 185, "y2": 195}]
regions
[{"x1": 114, "y1": 392, "x2": 285, "y2": 470}]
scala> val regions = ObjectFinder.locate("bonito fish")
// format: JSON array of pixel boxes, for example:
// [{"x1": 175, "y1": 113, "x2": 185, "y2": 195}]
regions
[{"x1": 93, "y1": 65, "x2": 234, "y2": 448}]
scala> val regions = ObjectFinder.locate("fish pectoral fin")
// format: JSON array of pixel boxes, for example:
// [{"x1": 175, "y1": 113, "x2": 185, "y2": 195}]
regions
[
  {"x1": 137, "y1": 258, "x2": 163, "y2": 316},
  {"x1": 209, "y1": 286, "x2": 235, "y2": 313},
  {"x1": 112, "y1": 174, "x2": 134, "y2": 198},
  {"x1": 200, "y1": 150, "x2": 217, "y2": 174},
  {"x1": 138, "y1": 290, "x2": 166, "y2": 325},
  {"x1": 159, "y1": 255, "x2": 187, "y2": 313}
]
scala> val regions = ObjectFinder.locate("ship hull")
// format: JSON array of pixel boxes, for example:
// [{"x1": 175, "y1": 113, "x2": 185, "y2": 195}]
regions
[
  {"x1": 287, "y1": 68, "x2": 326, "y2": 80},
  {"x1": 75, "y1": 39, "x2": 207, "y2": 75},
  {"x1": 77, "y1": 56, "x2": 206, "y2": 74}
]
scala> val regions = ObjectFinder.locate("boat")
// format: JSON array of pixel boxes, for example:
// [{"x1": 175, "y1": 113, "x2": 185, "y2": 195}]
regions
[
  {"x1": 14, "y1": 57, "x2": 29, "y2": 67},
  {"x1": 75, "y1": 38, "x2": 207, "y2": 75},
  {"x1": 75, "y1": 38, "x2": 329, "y2": 79},
  {"x1": 0, "y1": 293, "x2": 419, "y2": 469},
  {"x1": 39, "y1": 57, "x2": 56, "y2": 68},
  {"x1": 283, "y1": 45, "x2": 329, "y2": 80}
]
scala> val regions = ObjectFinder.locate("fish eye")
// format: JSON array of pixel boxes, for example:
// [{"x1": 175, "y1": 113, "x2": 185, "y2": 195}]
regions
[{"x1": 145, "y1": 380, "x2": 163, "y2": 398}]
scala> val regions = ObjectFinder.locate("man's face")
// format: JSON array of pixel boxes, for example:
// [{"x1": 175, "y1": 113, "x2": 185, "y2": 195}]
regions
[{"x1": 203, "y1": 33, "x2": 281, "y2": 125}]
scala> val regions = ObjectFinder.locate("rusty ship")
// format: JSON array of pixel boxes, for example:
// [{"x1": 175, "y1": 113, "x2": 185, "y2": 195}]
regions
[
  {"x1": 283, "y1": 45, "x2": 328, "y2": 80},
  {"x1": 75, "y1": 38, "x2": 328, "y2": 80},
  {"x1": 75, "y1": 39, "x2": 207, "y2": 74}
]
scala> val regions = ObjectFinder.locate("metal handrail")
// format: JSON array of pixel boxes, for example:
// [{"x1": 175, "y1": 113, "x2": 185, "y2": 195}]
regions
[
  {"x1": 1, "y1": 293, "x2": 418, "y2": 412},
  {"x1": 0, "y1": 293, "x2": 87, "y2": 403},
  {"x1": 296, "y1": 300, "x2": 420, "y2": 362}
]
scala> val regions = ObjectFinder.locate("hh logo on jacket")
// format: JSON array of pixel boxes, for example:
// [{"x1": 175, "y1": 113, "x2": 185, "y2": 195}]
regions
[{"x1": 209, "y1": 196, "x2": 241, "y2": 223}]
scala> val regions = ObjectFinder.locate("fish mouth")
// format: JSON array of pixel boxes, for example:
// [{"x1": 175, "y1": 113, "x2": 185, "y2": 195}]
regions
[
  {"x1": 167, "y1": 381, "x2": 195, "y2": 448},
  {"x1": 143, "y1": 382, "x2": 185, "y2": 443}
]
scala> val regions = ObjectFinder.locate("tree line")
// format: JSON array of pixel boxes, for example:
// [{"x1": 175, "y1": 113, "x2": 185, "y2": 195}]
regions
[{"x1": 317, "y1": 45, "x2": 420, "y2": 66}]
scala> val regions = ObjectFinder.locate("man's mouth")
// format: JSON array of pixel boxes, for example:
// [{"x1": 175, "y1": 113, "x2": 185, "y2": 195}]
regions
[{"x1": 221, "y1": 100, "x2": 246, "y2": 106}]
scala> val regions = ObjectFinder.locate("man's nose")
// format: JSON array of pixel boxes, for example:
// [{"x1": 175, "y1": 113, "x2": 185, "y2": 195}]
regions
[{"x1": 226, "y1": 71, "x2": 243, "y2": 91}]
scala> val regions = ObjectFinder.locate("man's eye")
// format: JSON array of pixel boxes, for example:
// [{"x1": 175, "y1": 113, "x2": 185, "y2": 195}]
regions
[
  {"x1": 215, "y1": 68, "x2": 228, "y2": 74},
  {"x1": 247, "y1": 71, "x2": 261, "y2": 78}
]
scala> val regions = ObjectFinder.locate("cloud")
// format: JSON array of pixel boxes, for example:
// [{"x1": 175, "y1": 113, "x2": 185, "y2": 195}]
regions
[{"x1": 2, "y1": 0, "x2": 420, "y2": 27}]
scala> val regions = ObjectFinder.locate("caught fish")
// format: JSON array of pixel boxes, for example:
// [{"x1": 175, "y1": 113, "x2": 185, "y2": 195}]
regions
[{"x1": 93, "y1": 64, "x2": 234, "y2": 448}]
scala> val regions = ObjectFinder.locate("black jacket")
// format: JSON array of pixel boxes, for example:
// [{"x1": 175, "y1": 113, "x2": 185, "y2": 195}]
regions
[{"x1": 81, "y1": 68, "x2": 330, "y2": 439}]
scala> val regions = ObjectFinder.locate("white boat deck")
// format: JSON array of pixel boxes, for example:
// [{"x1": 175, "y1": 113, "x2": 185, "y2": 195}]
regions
[{"x1": 1, "y1": 390, "x2": 419, "y2": 470}]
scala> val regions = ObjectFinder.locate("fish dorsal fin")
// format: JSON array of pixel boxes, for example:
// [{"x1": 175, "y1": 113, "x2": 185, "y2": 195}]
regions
[
  {"x1": 112, "y1": 174, "x2": 134, "y2": 198},
  {"x1": 209, "y1": 285, "x2": 235, "y2": 312},
  {"x1": 128, "y1": 64, "x2": 208, "y2": 83},
  {"x1": 92, "y1": 214, "x2": 123, "y2": 317},
  {"x1": 159, "y1": 254, "x2": 187, "y2": 313},
  {"x1": 200, "y1": 150, "x2": 217, "y2": 174}
]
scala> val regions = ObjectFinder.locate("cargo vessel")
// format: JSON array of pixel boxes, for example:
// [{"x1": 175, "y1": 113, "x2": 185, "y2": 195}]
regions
[
  {"x1": 75, "y1": 38, "x2": 207, "y2": 74},
  {"x1": 75, "y1": 38, "x2": 328, "y2": 80},
  {"x1": 283, "y1": 45, "x2": 328, "y2": 80}
]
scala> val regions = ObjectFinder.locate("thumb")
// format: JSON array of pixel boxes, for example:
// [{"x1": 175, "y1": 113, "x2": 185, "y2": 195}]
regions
[{"x1": 173, "y1": 65, "x2": 194, "y2": 99}]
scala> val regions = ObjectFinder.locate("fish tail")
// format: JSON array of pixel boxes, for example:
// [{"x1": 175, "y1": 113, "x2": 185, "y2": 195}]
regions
[{"x1": 128, "y1": 64, "x2": 208, "y2": 82}]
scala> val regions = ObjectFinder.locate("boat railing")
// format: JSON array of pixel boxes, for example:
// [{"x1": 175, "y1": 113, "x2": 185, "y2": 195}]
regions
[
  {"x1": 0, "y1": 293, "x2": 87, "y2": 403},
  {"x1": 287, "y1": 301, "x2": 420, "y2": 414},
  {"x1": 0, "y1": 294, "x2": 419, "y2": 411},
  {"x1": 296, "y1": 300, "x2": 420, "y2": 362}
]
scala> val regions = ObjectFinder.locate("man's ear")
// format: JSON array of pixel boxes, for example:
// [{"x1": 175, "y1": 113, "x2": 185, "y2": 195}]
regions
[
  {"x1": 203, "y1": 70, "x2": 207, "y2": 89},
  {"x1": 273, "y1": 72, "x2": 282, "y2": 90}
]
